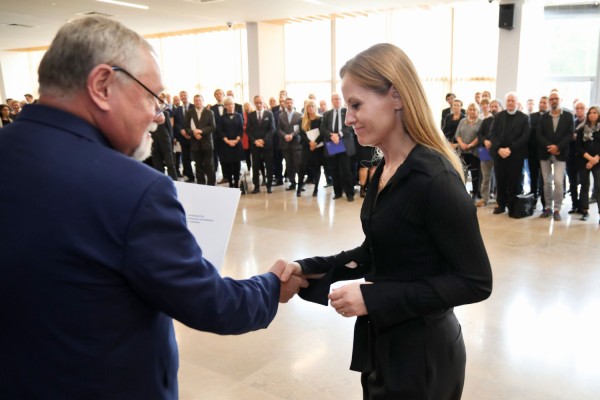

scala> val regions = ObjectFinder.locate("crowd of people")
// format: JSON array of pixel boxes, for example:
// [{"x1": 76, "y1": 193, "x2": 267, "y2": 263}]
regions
[
  {"x1": 3, "y1": 81, "x2": 599, "y2": 223},
  {"x1": 440, "y1": 89, "x2": 599, "y2": 224}
]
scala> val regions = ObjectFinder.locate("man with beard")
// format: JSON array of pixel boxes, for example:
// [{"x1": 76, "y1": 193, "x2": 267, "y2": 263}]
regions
[
  {"x1": 568, "y1": 101, "x2": 587, "y2": 213},
  {"x1": 0, "y1": 16, "x2": 307, "y2": 399},
  {"x1": 536, "y1": 91, "x2": 573, "y2": 221}
]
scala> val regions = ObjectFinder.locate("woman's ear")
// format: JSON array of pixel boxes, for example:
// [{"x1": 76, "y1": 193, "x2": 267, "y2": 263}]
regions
[{"x1": 390, "y1": 86, "x2": 403, "y2": 111}]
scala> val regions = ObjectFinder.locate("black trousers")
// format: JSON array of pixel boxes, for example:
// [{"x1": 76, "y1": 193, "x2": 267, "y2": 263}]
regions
[
  {"x1": 191, "y1": 147, "x2": 215, "y2": 185},
  {"x1": 361, "y1": 309, "x2": 465, "y2": 400},
  {"x1": 151, "y1": 133, "x2": 177, "y2": 180},
  {"x1": 282, "y1": 146, "x2": 302, "y2": 185},
  {"x1": 494, "y1": 155, "x2": 524, "y2": 209},
  {"x1": 251, "y1": 147, "x2": 273, "y2": 188},
  {"x1": 329, "y1": 152, "x2": 354, "y2": 198},
  {"x1": 567, "y1": 157, "x2": 580, "y2": 210},
  {"x1": 180, "y1": 142, "x2": 194, "y2": 180},
  {"x1": 462, "y1": 153, "x2": 480, "y2": 197},
  {"x1": 579, "y1": 165, "x2": 600, "y2": 211},
  {"x1": 221, "y1": 161, "x2": 241, "y2": 187}
]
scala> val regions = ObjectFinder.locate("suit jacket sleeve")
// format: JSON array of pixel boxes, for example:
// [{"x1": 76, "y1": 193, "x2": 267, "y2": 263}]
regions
[
  {"x1": 509, "y1": 113, "x2": 530, "y2": 154},
  {"x1": 247, "y1": 113, "x2": 256, "y2": 143},
  {"x1": 278, "y1": 113, "x2": 288, "y2": 139},
  {"x1": 121, "y1": 177, "x2": 280, "y2": 334},
  {"x1": 320, "y1": 111, "x2": 334, "y2": 142},
  {"x1": 200, "y1": 109, "x2": 216, "y2": 136}
]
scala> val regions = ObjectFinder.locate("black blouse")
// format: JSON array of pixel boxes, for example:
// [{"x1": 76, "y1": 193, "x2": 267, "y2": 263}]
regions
[{"x1": 297, "y1": 144, "x2": 492, "y2": 370}]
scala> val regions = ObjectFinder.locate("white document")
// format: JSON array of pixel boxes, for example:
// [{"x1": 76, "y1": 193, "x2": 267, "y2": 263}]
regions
[
  {"x1": 173, "y1": 181, "x2": 240, "y2": 272},
  {"x1": 306, "y1": 128, "x2": 324, "y2": 148}
]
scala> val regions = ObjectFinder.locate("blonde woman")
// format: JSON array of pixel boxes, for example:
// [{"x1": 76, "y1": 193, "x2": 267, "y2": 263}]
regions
[
  {"x1": 283, "y1": 43, "x2": 492, "y2": 399},
  {"x1": 298, "y1": 99, "x2": 324, "y2": 196}
]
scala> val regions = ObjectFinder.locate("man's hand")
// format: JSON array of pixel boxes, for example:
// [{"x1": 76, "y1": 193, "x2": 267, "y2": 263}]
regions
[
  {"x1": 269, "y1": 260, "x2": 309, "y2": 303},
  {"x1": 285, "y1": 134, "x2": 293, "y2": 142},
  {"x1": 328, "y1": 282, "x2": 372, "y2": 318},
  {"x1": 309, "y1": 141, "x2": 317, "y2": 151},
  {"x1": 331, "y1": 133, "x2": 340, "y2": 144},
  {"x1": 498, "y1": 147, "x2": 511, "y2": 159},
  {"x1": 547, "y1": 144, "x2": 559, "y2": 155},
  {"x1": 484, "y1": 139, "x2": 491, "y2": 150}
]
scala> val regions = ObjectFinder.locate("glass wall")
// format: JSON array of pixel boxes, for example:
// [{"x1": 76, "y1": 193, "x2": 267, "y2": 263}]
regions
[{"x1": 541, "y1": 6, "x2": 600, "y2": 106}]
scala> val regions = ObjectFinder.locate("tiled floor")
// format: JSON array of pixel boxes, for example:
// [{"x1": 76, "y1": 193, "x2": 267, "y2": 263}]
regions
[{"x1": 175, "y1": 182, "x2": 600, "y2": 399}]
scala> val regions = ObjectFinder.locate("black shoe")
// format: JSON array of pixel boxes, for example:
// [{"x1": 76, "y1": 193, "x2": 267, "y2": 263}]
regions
[
  {"x1": 218, "y1": 178, "x2": 229, "y2": 184},
  {"x1": 296, "y1": 192, "x2": 301, "y2": 197},
  {"x1": 312, "y1": 190, "x2": 318, "y2": 197},
  {"x1": 333, "y1": 194, "x2": 342, "y2": 200},
  {"x1": 347, "y1": 195, "x2": 354, "y2": 202},
  {"x1": 360, "y1": 185, "x2": 366, "y2": 198},
  {"x1": 267, "y1": 187, "x2": 272, "y2": 193},
  {"x1": 580, "y1": 212, "x2": 589, "y2": 221},
  {"x1": 273, "y1": 180, "x2": 284, "y2": 187},
  {"x1": 251, "y1": 188, "x2": 260, "y2": 194},
  {"x1": 493, "y1": 206, "x2": 506, "y2": 214},
  {"x1": 568, "y1": 208, "x2": 579, "y2": 214},
  {"x1": 286, "y1": 184, "x2": 296, "y2": 191}
]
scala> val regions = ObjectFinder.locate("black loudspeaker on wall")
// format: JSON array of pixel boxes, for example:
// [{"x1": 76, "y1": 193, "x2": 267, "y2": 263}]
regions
[{"x1": 499, "y1": 4, "x2": 515, "y2": 30}]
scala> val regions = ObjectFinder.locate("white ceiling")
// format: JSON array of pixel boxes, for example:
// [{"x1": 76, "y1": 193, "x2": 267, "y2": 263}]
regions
[{"x1": 0, "y1": 0, "x2": 460, "y2": 51}]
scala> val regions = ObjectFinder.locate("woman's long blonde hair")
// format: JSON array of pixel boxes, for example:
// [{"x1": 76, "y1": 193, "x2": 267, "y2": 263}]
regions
[
  {"x1": 301, "y1": 99, "x2": 318, "y2": 132},
  {"x1": 340, "y1": 43, "x2": 464, "y2": 182}
]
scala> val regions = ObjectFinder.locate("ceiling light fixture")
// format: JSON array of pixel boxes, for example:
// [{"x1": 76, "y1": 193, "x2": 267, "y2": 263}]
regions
[{"x1": 96, "y1": 0, "x2": 149, "y2": 10}]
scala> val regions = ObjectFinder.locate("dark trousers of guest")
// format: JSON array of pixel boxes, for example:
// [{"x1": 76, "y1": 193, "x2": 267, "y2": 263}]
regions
[
  {"x1": 329, "y1": 152, "x2": 354, "y2": 198},
  {"x1": 567, "y1": 158, "x2": 580, "y2": 210},
  {"x1": 462, "y1": 153, "x2": 480, "y2": 198},
  {"x1": 494, "y1": 156, "x2": 524, "y2": 210},
  {"x1": 151, "y1": 134, "x2": 178, "y2": 180},
  {"x1": 244, "y1": 149, "x2": 252, "y2": 172},
  {"x1": 173, "y1": 150, "x2": 182, "y2": 177},
  {"x1": 282, "y1": 147, "x2": 302, "y2": 186},
  {"x1": 527, "y1": 156, "x2": 545, "y2": 208},
  {"x1": 222, "y1": 161, "x2": 241, "y2": 188},
  {"x1": 191, "y1": 148, "x2": 216, "y2": 185},
  {"x1": 180, "y1": 142, "x2": 194, "y2": 181},
  {"x1": 579, "y1": 165, "x2": 600, "y2": 211},
  {"x1": 251, "y1": 148, "x2": 273, "y2": 189},
  {"x1": 272, "y1": 134, "x2": 284, "y2": 183}
]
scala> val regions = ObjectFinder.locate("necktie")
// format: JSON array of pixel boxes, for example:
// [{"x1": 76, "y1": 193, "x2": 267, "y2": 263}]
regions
[
  {"x1": 258, "y1": 111, "x2": 262, "y2": 121},
  {"x1": 288, "y1": 112, "x2": 292, "y2": 124},
  {"x1": 332, "y1": 110, "x2": 338, "y2": 133}
]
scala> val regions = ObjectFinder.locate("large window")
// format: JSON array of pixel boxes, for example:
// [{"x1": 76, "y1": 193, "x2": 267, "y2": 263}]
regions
[
  {"x1": 283, "y1": 20, "x2": 331, "y2": 105},
  {"x1": 541, "y1": 5, "x2": 600, "y2": 105}
]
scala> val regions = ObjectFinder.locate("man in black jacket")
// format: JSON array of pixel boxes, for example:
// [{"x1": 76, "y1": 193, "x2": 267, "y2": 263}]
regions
[
  {"x1": 527, "y1": 96, "x2": 548, "y2": 208},
  {"x1": 490, "y1": 92, "x2": 530, "y2": 214},
  {"x1": 536, "y1": 91, "x2": 574, "y2": 221},
  {"x1": 247, "y1": 95, "x2": 276, "y2": 193}
]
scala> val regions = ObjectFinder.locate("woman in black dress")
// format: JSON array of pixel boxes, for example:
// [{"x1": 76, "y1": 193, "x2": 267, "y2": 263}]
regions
[
  {"x1": 575, "y1": 105, "x2": 600, "y2": 222},
  {"x1": 443, "y1": 99, "x2": 464, "y2": 150},
  {"x1": 282, "y1": 43, "x2": 492, "y2": 399},
  {"x1": 219, "y1": 97, "x2": 245, "y2": 191},
  {"x1": 298, "y1": 99, "x2": 324, "y2": 197}
]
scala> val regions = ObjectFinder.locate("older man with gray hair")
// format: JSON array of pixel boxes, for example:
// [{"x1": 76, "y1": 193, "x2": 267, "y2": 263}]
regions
[{"x1": 0, "y1": 16, "x2": 306, "y2": 399}]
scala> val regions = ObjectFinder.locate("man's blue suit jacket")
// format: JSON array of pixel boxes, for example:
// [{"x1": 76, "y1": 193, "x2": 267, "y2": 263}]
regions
[{"x1": 0, "y1": 105, "x2": 280, "y2": 399}]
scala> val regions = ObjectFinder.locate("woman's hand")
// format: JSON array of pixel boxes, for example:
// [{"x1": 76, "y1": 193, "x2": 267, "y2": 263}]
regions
[{"x1": 328, "y1": 282, "x2": 372, "y2": 318}]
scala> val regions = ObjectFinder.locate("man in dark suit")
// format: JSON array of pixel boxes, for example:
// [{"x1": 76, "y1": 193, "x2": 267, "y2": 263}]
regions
[
  {"x1": 490, "y1": 92, "x2": 530, "y2": 214},
  {"x1": 278, "y1": 97, "x2": 303, "y2": 192},
  {"x1": 172, "y1": 90, "x2": 195, "y2": 182},
  {"x1": 527, "y1": 96, "x2": 548, "y2": 208},
  {"x1": 270, "y1": 92, "x2": 286, "y2": 186},
  {"x1": 321, "y1": 93, "x2": 356, "y2": 201},
  {"x1": 151, "y1": 109, "x2": 178, "y2": 180},
  {"x1": 0, "y1": 16, "x2": 307, "y2": 399},
  {"x1": 247, "y1": 95, "x2": 275, "y2": 193},
  {"x1": 186, "y1": 94, "x2": 217, "y2": 185},
  {"x1": 536, "y1": 91, "x2": 574, "y2": 221}
]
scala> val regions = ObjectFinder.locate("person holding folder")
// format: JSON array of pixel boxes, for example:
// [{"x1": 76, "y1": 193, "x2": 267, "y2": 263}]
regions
[{"x1": 321, "y1": 93, "x2": 357, "y2": 201}]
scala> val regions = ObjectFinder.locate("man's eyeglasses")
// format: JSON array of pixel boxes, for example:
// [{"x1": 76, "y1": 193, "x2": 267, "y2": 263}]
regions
[{"x1": 111, "y1": 66, "x2": 168, "y2": 118}]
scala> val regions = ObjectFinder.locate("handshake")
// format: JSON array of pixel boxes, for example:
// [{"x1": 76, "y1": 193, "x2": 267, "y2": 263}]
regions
[
  {"x1": 268, "y1": 259, "x2": 311, "y2": 303},
  {"x1": 268, "y1": 259, "x2": 370, "y2": 318}
]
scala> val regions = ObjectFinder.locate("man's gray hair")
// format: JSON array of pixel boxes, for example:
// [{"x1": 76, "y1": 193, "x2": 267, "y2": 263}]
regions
[{"x1": 38, "y1": 16, "x2": 154, "y2": 98}]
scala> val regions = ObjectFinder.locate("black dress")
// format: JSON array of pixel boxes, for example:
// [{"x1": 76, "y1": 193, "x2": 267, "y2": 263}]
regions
[{"x1": 297, "y1": 144, "x2": 492, "y2": 399}]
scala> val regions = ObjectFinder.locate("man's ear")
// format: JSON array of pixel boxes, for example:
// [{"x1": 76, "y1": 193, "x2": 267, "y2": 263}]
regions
[
  {"x1": 390, "y1": 86, "x2": 403, "y2": 111},
  {"x1": 87, "y1": 64, "x2": 113, "y2": 112}
]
